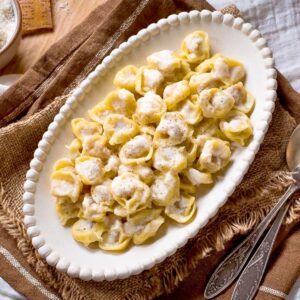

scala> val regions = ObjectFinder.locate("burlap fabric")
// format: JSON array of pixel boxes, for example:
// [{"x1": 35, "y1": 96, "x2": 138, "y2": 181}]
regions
[{"x1": 0, "y1": 0, "x2": 299, "y2": 299}]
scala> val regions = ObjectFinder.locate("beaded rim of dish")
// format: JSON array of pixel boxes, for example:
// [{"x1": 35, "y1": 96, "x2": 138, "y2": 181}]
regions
[{"x1": 23, "y1": 10, "x2": 277, "y2": 282}]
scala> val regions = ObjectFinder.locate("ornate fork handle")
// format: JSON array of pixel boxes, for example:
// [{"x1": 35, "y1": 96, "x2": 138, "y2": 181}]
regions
[
  {"x1": 204, "y1": 184, "x2": 298, "y2": 299},
  {"x1": 231, "y1": 201, "x2": 291, "y2": 300}
]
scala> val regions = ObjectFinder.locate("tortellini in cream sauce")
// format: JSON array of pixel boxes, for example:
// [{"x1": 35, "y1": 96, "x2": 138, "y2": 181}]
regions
[
  {"x1": 181, "y1": 31, "x2": 210, "y2": 64},
  {"x1": 50, "y1": 30, "x2": 254, "y2": 252}
]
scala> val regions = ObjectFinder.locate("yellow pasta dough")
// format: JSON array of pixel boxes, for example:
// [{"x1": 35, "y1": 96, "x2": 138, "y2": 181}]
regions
[
  {"x1": 82, "y1": 134, "x2": 111, "y2": 160},
  {"x1": 88, "y1": 102, "x2": 114, "y2": 125},
  {"x1": 196, "y1": 54, "x2": 246, "y2": 84},
  {"x1": 66, "y1": 138, "x2": 82, "y2": 160},
  {"x1": 176, "y1": 96, "x2": 203, "y2": 125},
  {"x1": 53, "y1": 158, "x2": 74, "y2": 172},
  {"x1": 189, "y1": 72, "x2": 222, "y2": 94},
  {"x1": 118, "y1": 163, "x2": 154, "y2": 185}
]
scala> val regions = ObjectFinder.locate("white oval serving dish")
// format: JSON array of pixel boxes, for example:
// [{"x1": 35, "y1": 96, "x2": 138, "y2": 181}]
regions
[{"x1": 23, "y1": 10, "x2": 277, "y2": 281}]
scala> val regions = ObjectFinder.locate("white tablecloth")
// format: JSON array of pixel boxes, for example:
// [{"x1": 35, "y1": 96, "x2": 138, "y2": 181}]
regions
[{"x1": 210, "y1": 0, "x2": 300, "y2": 92}]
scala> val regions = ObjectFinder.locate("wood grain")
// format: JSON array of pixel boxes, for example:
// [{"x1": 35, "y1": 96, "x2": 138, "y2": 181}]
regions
[{"x1": 0, "y1": 0, "x2": 105, "y2": 75}]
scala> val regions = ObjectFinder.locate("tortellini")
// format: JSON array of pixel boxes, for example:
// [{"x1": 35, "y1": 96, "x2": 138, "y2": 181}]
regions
[
  {"x1": 88, "y1": 102, "x2": 114, "y2": 125},
  {"x1": 189, "y1": 72, "x2": 222, "y2": 94},
  {"x1": 56, "y1": 197, "x2": 81, "y2": 225},
  {"x1": 51, "y1": 170, "x2": 82, "y2": 202},
  {"x1": 163, "y1": 80, "x2": 190, "y2": 110},
  {"x1": 196, "y1": 54, "x2": 246, "y2": 84},
  {"x1": 103, "y1": 89, "x2": 136, "y2": 117},
  {"x1": 75, "y1": 156, "x2": 103, "y2": 185},
  {"x1": 147, "y1": 50, "x2": 190, "y2": 81},
  {"x1": 124, "y1": 209, "x2": 164, "y2": 244},
  {"x1": 118, "y1": 163, "x2": 154, "y2": 185},
  {"x1": 184, "y1": 168, "x2": 213, "y2": 185},
  {"x1": 219, "y1": 110, "x2": 253, "y2": 145},
  {"x1": 111, "y1": 172, "x2": 151, "y2": 214},
  {"x1": 81, "y1": 180, "x2": 114, "y2": 221},
  {"x1": 177, "y1": 96, "x2": 203, "y2": 125},
  {"x1": 103, "y1": 114, "x2": 139, "y2": 145},
  {"x1": 153, "y1": 146, "x2": 187, "y2": 173},
  {"x1": 198, "y1": 88, "x2": 235, "y2": 118},
  {"x1": 224, "y1": 82, "x2": 255, "y2": 114},
  {"x1": 154, "y1": 112, "x2": 190, "y2": 146},
  {"x1": 198, "y1": 138, "x2": 231, "y2": 173},
  {"x1": 66, "y1": 139, "x2": 82, "y2": 160},
  {"x1": 50, "y1": 30, "x2": 255, "y2": 252},
  {"x1": 99, "y1": 216, "x2": 131, "y2": 251},
  {"x1": 103, "y1": 154, "x2": 120, "y2": 176},
  {"x1": 147, "y1": 50, "x2": 182, "y2": 75},
  {"x1": 119, "y1": 134, "x2": 153, "y2": 164},
  {"x1": 113, "y1": 65, "x2": 137, "y2": 92},
  {"x1": 165, "y1": 193, "x2": 196, "y2": 223},
  {"x1": 185, "y1": 137, "x2": 198, "y2": 164},
  {"x1": 151, "y1": 171, "x2": 180, "y2": 206},
  {"x1": 135, "y1": 67, "x2": 164, "y2": 95},
  {"x1": 71, "y1": 118, "x2": 102, "y2": 142},
  {"x1": 82, "y1": 134, "x2": 111, "y2": 159},
  {"x1": 53, "y1": 158, "x2": 74, "y2": 172},
  {"x1": 181, "y1": 31, "x2": 210, "y2": 64},
  {"x1": 72, "y1": 219, "x2": 105, "y2": 246},
  {"x1": 133, "y1": 92, "x2": 166, "y2": 125}
]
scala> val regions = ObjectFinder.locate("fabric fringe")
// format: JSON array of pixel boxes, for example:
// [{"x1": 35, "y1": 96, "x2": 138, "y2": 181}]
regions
[
  {"x1": 0, "y1": 185, "x2": 85, "y2": 300},
  {"x1": 0, "y1": 171, "x2": 299, "y2": 300}
]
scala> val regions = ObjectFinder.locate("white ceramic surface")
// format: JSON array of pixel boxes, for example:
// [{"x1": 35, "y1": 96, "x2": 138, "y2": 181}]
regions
[{"x1": 23, "y1": 10, "x2": 277, "y2": 281}]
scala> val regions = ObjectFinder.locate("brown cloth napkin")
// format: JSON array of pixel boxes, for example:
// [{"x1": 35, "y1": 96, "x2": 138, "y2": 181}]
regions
[{"x1": 0, "y1": 0, "x2": 299, "y2": 299}]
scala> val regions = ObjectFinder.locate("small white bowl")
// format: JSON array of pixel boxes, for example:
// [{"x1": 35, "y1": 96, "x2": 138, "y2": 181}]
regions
[{"x1": 0, "y1": 0, "x2": 22, "y2": 70}]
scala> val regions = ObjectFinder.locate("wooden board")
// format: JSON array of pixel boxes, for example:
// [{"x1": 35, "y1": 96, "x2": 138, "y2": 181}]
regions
[{"x1": 1, "y1": 0, "x2": 105, "y2": 75}]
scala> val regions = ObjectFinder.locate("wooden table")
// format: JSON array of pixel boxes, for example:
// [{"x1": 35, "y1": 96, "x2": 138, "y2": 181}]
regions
[{"x1": 0, "y1": 0, "x2": 105, "y2": 75}]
